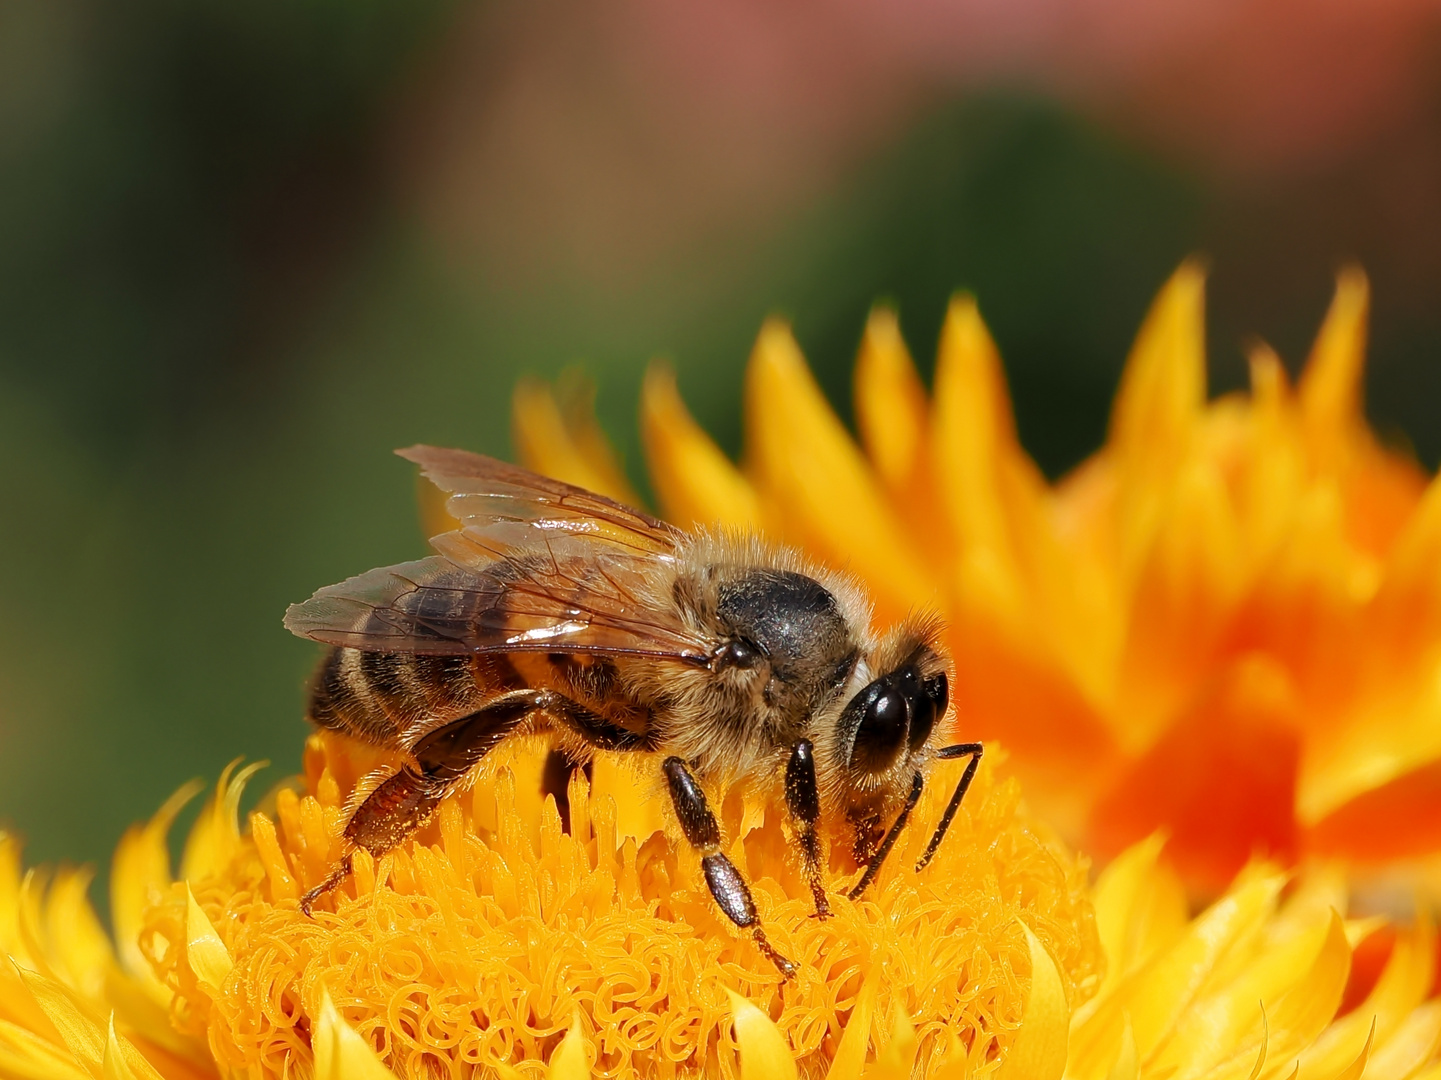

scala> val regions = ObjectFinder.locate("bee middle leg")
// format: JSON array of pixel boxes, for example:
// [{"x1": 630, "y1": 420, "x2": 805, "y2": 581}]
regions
[
  {"x1": 662, "y1": 756, "x2": 797, "y2": 978},
  {"x1": 300, "y1": 690, "x2": 543, "y2": 914},
  {"x1": 784, "y1": 739, "x2": 830, "y2": 919}
]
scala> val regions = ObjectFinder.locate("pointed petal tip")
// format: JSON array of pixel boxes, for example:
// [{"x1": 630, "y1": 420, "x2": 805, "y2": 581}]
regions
[
  {"x1": 996, "y1": 922, "x2": 1069, "y2": 1080},
  {"x1": 640, "y1": 359, "x2": 762, "y2": 530},
  {"x1": 315, "y1": 985, "x2": 399, "y2": 1080},
  {"x1": 1299, "y1": 265, "x2": 1371, "y2": 434},
  {"x1": 546, "y1": 1010, "x2": 589, "y2": 1080},
  {"x1": 727, "y1": 989, "x2": 798, "y2": 1080},
  {"x1": 184, "y1": 883, "x2": 233, "y2": 989}
]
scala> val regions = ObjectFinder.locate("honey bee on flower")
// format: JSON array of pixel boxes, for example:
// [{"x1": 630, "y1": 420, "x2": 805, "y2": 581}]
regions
[
  {"x1": 517, "y1": 262, "x2": 1441, "y2": 898},
  {"x1": 284, "y1": 445, "x2": 983, "y2": 976},
  {"x1": 3, "y1": 265, "x2": 1441, "y2": 1080}
]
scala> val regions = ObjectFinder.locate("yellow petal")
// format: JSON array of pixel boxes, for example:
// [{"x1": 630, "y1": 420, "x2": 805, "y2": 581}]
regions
[
  {"x1": 1108, "y1": 260, "x2": 1207, "y2": 467},
  {"x1": 111, "y1": 782, "x2": 201, "y2": 984},
  {"x1": 998, "y1": 922, "x2": 1068, "y2": 1080},
  {"x1": 1153, "y1": 910, "x2": 1348, "y2": 1079},
  {"x1": 727, "y1": 988, "x2": 798, "y2": 1080},
  {"x1": 1070, "y1": 873, "x2": 1283, "y2": 1077},
  {"x1": 1322, "y1": 1020, "x2": 1373, "y2": 1080},
  {"x1": 102, "y1": 1015, "x2": 137, "y2": 1080},
  {"x1": 183, "y1": 885, "x2": 232, "y2": 990},
  {"x1": 1298, "y1": 267, "x2": 1368, "y2": 448},
  {"x1": 640, "y1": 361, "x2": 763, "y2": 530},
  {"x1": 743, "y1": 319, "x2": 935, "y2": 620},
  {"x1": 1298, "y1": 913, "x2": 1434, "y2": 1077},
  {"x1": 13, "y1": 961, "x2": 104, "y2": 1067},
  {"x1": 180, "y1": 760, "x2": 267, "y2": 883},
  {"x1": 1115, "y1": 451, "x2": 1246, "y2": 752},
  {"x1": 512, "y1": 375, "x2": 640, "y2": 505},
  {"x1": 1364, "y1": 1000, "x2": 1441, "y2": 1079},
  {"x1": 853, "y1": 306, "x2": 928, "y2": 495},
  {"x1": 0, "y1": 831, "x2": 22, "y2": 958},
  {"x1": 826, "y1": 968, "x2": 880, "y2": 1080},
  {"x1": 1081, "y1": 832, "x2": 1187, "y2": 1017},
  {"x1": 931, "y1": 1029, "x2": 971, "y2": 1080},
  {"x1": 0, "y1": 1015, "x2": 95, "y2": 1080},
  {"x1": 314, "y1": 986, "x2": 399, "y2": 1080},
  {"x1": 40, "y1": 866, "x2": 114, "y2": 1002},
  {"x1": 12, "y1": 964, "x2": 164, "y2": 1080},
  {"x1": 546, "y1": 1011, "x2": 589, "y2": 1080},
  {"x1": 865, "y1": 1004, "x2": 918, "y2": 1080},
  {"x1": 1104, "y1": 1016, "x2": 1138, "y2": 1080}
]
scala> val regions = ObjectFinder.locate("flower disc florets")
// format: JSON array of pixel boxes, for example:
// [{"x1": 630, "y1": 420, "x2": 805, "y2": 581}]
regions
[{"x1": 137, "y1": 736, "x2": 1099, "y2": 1078}]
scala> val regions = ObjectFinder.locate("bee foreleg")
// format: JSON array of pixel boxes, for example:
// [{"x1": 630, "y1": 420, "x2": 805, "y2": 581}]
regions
[
  {"x1": 913, "y1": 742, "x2": 983, "y2": 873},
  {"x1": 662, "y1": 756, "x2": 796, "y2": 978},
  {"x1": 845, "y1": 771, "x2": 923, "y2": 901},
  {"x1": 783, "y1": 740, "x2": 830, "y2": 919}
]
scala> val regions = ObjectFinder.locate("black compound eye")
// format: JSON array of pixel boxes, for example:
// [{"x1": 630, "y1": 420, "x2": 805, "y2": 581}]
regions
[
  {"x1": 849, "y1": 685, "x2": 910, "y2": 774},
  {"x1": 716, "y1": 638, "x2": 765, "y2": 670},
  {"x1": 908, "y1": 672, "x2": 948, "y2": 751}
]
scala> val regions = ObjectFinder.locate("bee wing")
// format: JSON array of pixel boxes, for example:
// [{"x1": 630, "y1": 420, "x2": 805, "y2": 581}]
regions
[
  {"x1": 398, "y1": 444, "x2": 683, "y2": 559},
  {"x1": 284, "y1": 550, "x2": 711, "y2": 659},
  {"x1": 285, "y1": 447, "x2": 710, "y2": 661}
]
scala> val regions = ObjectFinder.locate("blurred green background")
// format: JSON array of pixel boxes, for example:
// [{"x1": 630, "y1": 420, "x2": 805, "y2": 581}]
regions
[{"x1": 4, "y1": 0, "x2": 1441, "y2": 890}]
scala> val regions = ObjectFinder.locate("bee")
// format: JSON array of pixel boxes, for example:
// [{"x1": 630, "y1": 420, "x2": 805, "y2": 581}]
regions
[{"x1": 285, "y1": 446, "x2": 982, "y2": 976}]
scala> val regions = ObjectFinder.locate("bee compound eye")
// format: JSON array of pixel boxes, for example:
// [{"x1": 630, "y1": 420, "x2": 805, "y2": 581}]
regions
[
  {"x1": 849, "y1": 685, "x2": 910, "y2": 775},
  {"x1": 907, "y1": 672, "x2": 948, "y2": 751}
]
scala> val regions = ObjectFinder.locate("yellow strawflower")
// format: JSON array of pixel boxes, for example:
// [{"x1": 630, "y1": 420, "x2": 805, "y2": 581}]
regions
[
  {"x1": 514, "y1": 262, "x2": 1441, "y2": 895},
  {"x1": 2, "y1": 743, "x2": 1440, "y2": 1078}
]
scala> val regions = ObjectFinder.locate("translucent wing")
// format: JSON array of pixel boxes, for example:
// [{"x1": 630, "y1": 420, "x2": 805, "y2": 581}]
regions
[
  {"x1": 284, "y1": 448, "x2": 711, "y2": 661},
  {"x1": 399, "y1": 444, "x2": 684, "y2": 560}
]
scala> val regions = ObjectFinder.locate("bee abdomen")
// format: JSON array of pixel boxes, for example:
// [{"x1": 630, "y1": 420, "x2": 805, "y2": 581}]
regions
[{"x1": 306, "y1": 647, "x2": 480, "y2": 745}]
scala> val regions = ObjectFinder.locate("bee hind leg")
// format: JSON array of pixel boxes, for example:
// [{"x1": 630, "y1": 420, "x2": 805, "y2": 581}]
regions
[
  {"x1": 662, "y1": 756, "x2": 796, "y2": 978},
  {"x1": 783, "y1": 739, "x2": 830, "y2": 919},
  {"x1": 299, "y1": 853, "x2": 354, "y2": 916},
  {"x1": 301, "y1": 691, "x2": 543, "y2": 916}
]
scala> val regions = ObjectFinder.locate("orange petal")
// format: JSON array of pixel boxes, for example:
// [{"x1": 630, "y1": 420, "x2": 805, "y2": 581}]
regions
[
  {"x1": 1091, "y1": 656, "x2": 1301, "y2": 895},
  {"x1": 512, "y1": 376, "x2": 640, "y2": 505},
  {"x1": 640, "y1": 361, "x2": 762, "y2": 530},
  {"x1": 1303, "y1": 757, "x2": 1441, "y2": 862},
  {"x1": 743, "y1": 319, "x2": 935, "y2": 621},
  {"x1": 1298, "y1": 267, "x2": 1368, "y2": 455},
  {"x1": 1108, "y1": 260, "x2": 1207, "y2": 471},
  {"x1": 930, "y1": 294, "x2": 1038, "y2": 568},
  {"x1": 854, "y1": 306, "x2": 929, "y2": 498},
  {"x1": 1115, "y1": 454, "x2": 1245, "y2": 752}
]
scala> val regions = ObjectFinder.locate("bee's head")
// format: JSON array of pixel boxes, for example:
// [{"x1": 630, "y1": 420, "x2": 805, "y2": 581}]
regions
[{"x1": 829, "y1": 618, "x2": 950, "y2": 801}]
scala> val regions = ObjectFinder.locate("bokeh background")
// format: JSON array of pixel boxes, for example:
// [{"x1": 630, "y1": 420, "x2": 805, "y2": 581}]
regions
[{"x1": 5, "y1": 0, "x2": 1441, "y2": 889}]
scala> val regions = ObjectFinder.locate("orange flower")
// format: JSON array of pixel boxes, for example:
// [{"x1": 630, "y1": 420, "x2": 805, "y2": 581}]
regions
[{"x1": 515, "y1": 263, "x2": 1441, "y2": 894}]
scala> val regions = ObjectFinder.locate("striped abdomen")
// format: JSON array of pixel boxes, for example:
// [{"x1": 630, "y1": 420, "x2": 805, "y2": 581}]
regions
[{"x1": 306, "y1": 648, "x2": 509, "y2": 746}]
